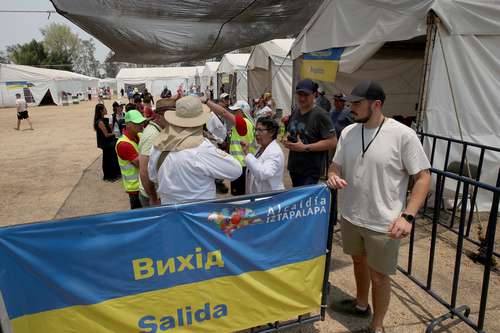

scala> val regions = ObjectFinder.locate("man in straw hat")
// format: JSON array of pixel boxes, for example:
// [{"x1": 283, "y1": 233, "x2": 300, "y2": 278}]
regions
[
  {"x1": 116, "y1": 109, "x2": 147, "y2": 209},
  {"x1": 138, "y1": 97, "x2": 176, "y2": 207},
  {"x1": 148, "y1": 96, "x2": 242, "y2": 205}
]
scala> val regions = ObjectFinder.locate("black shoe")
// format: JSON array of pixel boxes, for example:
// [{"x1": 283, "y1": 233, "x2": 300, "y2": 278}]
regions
[{"x1": 331, "y1": 299, "x2": 371, "y2": 317}]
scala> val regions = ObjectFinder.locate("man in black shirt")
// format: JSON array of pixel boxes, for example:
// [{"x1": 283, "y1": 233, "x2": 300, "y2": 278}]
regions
[{"x1": 284, "y1": 79, "x2": 337, "y2": 187}]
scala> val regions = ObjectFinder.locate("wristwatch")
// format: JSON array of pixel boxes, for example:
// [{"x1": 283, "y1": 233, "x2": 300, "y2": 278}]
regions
[{"x1": 401, "y1": 213, "x2": 415, "y2": 223}]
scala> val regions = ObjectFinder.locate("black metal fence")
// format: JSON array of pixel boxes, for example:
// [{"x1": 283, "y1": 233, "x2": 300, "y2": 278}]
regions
[{"x1": 394, "y1": 132, "x2": 500, "y2": 332}]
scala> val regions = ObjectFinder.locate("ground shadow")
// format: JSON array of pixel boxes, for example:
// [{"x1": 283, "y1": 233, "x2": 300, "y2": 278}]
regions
[{"x1": 325, "y1": 285, "x2": 372, "y2": 332}]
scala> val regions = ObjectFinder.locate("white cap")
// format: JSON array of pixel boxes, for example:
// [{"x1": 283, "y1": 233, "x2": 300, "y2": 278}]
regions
[
  {"x1": 229, "y1": 100, "x2": 251, "y2": 114},
  {"x1": 220, "y1": 93, "x2": 230, "y2": 99}
]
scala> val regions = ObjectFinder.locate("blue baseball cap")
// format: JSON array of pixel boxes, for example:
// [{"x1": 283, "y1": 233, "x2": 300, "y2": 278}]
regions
[{"x1": 296, "y1": 79, "x2": 318, "y2": 95}]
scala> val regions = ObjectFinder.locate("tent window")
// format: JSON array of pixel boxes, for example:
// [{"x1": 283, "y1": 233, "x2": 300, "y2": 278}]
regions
[{"x1": 39, "y1": 89, "x2": 56, "y2": 106}]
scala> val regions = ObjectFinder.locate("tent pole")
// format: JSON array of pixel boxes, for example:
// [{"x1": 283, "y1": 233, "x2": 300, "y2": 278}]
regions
[{"x1": 416, "y1": 12, "x2": 439, "y2": 132}]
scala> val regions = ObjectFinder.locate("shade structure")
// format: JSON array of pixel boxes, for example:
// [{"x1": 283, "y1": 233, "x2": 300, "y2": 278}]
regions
[
  {"x1": 217, "y1": 54, "x2": 250, "y2": 102},
  {"x1": 50, "y1": 0, "x2": 323, "y2": 64},
  {"x1": 116, "y1": 67, "x2": 198, "y2": 97},
  {"x1": 291, "y1": 0, "x2": 500, "y2": 210},
  {"x1": 0, "y1": 64, "x2": 98, "y2": 107},
  {"x1": 247, "y1": 39, "x2": 294, "y2": 115}
]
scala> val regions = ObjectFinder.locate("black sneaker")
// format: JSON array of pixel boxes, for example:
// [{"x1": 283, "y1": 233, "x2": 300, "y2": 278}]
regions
[{"x1": 331, "y1": 299, "x2": 372, "y2": 317}]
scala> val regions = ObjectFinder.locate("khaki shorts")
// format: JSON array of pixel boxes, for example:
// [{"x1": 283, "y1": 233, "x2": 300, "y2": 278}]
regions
[{"x1": 340, "y1": 218, "x2": 400, "y2": 275}]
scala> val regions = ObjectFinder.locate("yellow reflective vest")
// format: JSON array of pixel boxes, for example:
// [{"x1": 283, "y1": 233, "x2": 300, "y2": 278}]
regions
[
  {"x1": 116, "y1": 134, "x2": 140, "y2": 192},
  {"x1": 229, "y1": 118, "x2": 255, "y2": 167}
]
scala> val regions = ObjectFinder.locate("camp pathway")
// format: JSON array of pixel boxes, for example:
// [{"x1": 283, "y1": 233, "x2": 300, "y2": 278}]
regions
[{"x1": 0, "y1": 100, "x2": 115, "y2": 226}]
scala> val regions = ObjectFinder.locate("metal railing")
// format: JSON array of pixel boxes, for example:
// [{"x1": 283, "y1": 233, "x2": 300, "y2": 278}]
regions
[
  {"x1": 398, "y1": 168, "x2": 499, "y2": 332},
  {"x1": 418, "y1": 132, "x2": 500, "y2": 258},
  {"x1": 390, "y1": 132, "x2": 500, "y2": 332}
]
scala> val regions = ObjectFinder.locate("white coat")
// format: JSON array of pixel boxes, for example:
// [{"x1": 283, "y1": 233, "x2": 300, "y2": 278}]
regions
[{"x1": 244, "y1": 140, "x2": 285, "y2": 194}]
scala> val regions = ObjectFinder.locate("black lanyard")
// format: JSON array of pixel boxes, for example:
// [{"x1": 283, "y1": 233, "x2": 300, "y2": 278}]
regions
[{"x1": 362, "y1": 118, "x2": 385, "y2": 158}]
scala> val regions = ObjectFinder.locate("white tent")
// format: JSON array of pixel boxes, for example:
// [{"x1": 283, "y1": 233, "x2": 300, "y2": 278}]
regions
[
  {"x1": 0, "y1": 64, "x2": 98, "y2": 107},
  {"x1": 247, "y1": 39, "x2": 294, "y2": 115},
  {"x1": 201, "y1": 62, "x2": 220, "y2": 98},
  {"x1": 194, "y1": 66, "x2": 205, "y2": 92},
  {"x1": 116, "y1": 67, "x2": 198, "y2": 97},
  {"x1": 217, "y1": 54, "x2": 250, "y2": 102},
  {"x1": 291, "y1": 0, "x2": 500, "y2": 210},
  {"x1": 98, "y1": 78, "x2": 117, "y2": 93}
]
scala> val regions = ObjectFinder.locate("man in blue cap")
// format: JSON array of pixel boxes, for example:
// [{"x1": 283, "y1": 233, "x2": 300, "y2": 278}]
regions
[{"x1": 283, "y1": 79, "x2": 337, "y2": 187}]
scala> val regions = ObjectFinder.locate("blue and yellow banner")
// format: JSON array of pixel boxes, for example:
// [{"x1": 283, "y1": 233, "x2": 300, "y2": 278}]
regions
[
  {"x1": 6, "y1": 81, "x2": 34, "y2": 90},
  {"x1": 301, "y1": 48, "x2": 344, "y2": 83},
  {"x1": 0, "y1": 185, "x2": 331, "y2": 333}
]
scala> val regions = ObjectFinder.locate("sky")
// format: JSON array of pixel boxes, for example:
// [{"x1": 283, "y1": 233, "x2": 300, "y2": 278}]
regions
[{"x1": 0, "y1": 0, "x2": 110, "y2": 62}]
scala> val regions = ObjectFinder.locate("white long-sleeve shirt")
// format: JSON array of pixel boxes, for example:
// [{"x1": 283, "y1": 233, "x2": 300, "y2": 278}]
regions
[
  {"x1": 244, "y1": 140, "x2": 285, "y2": 194},
  {"x1": 148, "y1": 139, "x2": 242, "y2": 204}
]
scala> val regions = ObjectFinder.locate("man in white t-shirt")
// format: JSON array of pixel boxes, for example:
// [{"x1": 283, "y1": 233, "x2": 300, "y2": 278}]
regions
[
  {"x1": 327, "y1": 81, "x2": 431, "y2": 333},
  {"x1": 15, "y1": 93, "x2": 33, "y2": 131}
]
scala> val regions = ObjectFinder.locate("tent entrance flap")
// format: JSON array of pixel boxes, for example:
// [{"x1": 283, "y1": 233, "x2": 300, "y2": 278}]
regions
[
  {"x1": 293, "y1": 39, "x2": 426, "y2": 118},
  {"x1": 39, "y1": 90, "x2": 56, "y2": 106},
  {"x1": 124, "y1": 83, "x2": 146, "y2": 93}
]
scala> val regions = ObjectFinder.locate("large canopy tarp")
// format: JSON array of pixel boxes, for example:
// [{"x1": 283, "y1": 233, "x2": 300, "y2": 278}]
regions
[
  {"x1": 218, "y1": 54, "x2": 250, "y2": 101},
  {"x1": 0, "y1": 64, "x2": 98, "y2": 107},
  {"x1": 50, "y1": 0, "x2": 323, "y2": 64},
  {"x1": 247, "y1": 39, "x2": 294, "y2": 114},
  {"x1": 291, "y1": 0, "x2": 500, "y2": 210},
  {"x1": 116, "y1": 67, "x2": 198, "y2": 97}
]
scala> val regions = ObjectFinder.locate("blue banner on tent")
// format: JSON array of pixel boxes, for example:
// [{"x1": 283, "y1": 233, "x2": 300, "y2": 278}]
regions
[{"x1": 0, "y1": 185, "x2": 331, "y2": 333}]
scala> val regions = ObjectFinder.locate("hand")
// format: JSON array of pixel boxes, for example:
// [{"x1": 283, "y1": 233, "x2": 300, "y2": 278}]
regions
[
  {"x1": 241, "y1": 141, "x2": 249, "y2": 155},
  {"x1": 282, "y1": 135, "x2": 307, "y2": 152},
  {"x1": 326, "y1": 175, "x2": 348, "y2": 189},
  {"x1": 388, "y1": 216, "x2": 412, "y2": 239},
  {"x1": 149, "y1": 197, "x2": 161, "y2": 206}
]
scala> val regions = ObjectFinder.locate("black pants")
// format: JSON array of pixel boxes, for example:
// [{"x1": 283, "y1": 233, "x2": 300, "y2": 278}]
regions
[
  {"x1": 101, "y1": 146, "x2": 121, "y2": 181},
  {"x1": 289, "y1": 172, "x2": 319, "y2": 187},
  {"x1": 129, "y1": 193, "x2": 143, "y2": 210},
  {"x1": 231, "y1": 167, "x2": 247, "y2": 196}
]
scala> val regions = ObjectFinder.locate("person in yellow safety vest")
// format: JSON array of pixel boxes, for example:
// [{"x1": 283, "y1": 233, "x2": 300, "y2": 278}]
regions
[
  {"x1": 115, "y1": 110, "x2": 147, "y2": 209},
  {"x1": 206, "y1": 99, "x2": 255, "y2": 196}
]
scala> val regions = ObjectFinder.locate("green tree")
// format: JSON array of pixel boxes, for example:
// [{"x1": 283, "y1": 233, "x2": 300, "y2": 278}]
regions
[
  {"x1": 0, "y1": 50, "x2": 8, "y2": 63},
  {"x1": 103, "y1": 51, "x2": 120, "y2": 78},
  {"x1": 8, "y1": 40, "x2": 47, "y2": 66},
  {"x1": 40, "y1": 23, "x2": 80, "y2": 60},
  {"x1": 73, "y1": 39, "x2": 100, "y2": 77}
]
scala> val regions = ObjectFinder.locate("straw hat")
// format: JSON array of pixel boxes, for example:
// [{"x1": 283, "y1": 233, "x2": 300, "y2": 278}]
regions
[
  {"x1": 155, "y1": 98, "x2": 177, "y2": 112},
  {"x1": 164, "y1": 96, "x2": 210, "y2": 128}
]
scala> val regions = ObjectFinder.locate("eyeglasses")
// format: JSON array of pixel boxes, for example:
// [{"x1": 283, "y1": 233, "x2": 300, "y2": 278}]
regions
[{"x1": 254, "y1": 128, "x2": 270, "y2": 133}]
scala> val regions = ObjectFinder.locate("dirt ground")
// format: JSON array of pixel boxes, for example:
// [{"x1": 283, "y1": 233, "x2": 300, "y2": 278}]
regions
[{"x1": 1, "y1": 101, "x2": 499, "y2": 332}]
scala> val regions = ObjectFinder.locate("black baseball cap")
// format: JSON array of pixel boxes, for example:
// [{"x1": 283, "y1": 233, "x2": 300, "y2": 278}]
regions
[
  {"x1": 296, "y1": 79, "x2": 318, "y2": 95},
  {"x1": 345, "y1": 81, "x2": 385, "y2": 103}
]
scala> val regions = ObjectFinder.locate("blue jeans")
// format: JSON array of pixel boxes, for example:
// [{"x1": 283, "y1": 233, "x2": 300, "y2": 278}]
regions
[{"x1": 289, "y1": 173, "x2": 319, "y2": 187}]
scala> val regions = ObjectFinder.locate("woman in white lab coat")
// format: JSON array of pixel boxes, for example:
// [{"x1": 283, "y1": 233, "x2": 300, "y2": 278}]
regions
[{"x1": 241, "y1": 117, "x2": 285, "y2": 194}]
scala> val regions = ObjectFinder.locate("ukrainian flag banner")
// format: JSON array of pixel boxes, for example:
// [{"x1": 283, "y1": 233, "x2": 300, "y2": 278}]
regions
[
  {"x1": 301, "y1": 48, "x2": 344, "y2": 83},
  {"x1": 0, "y1": 185, "x2": 332, "y2": 333}
]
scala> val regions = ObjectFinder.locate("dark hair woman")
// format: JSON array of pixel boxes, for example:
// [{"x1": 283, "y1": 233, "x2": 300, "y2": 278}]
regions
[
  {"x1": 239, "y1": 116, "x2": 285, "y2": 194},
  {"x1": 94, "y1": 103, "x2": 121, "y2": 182}
]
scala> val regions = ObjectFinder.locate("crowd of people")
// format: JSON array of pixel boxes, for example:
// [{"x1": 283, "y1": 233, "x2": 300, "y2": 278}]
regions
[{"x1": 92, "y1": 79, "x2": 431, "y2": 333}]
